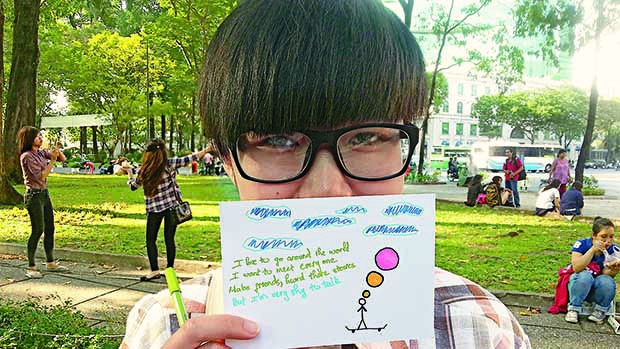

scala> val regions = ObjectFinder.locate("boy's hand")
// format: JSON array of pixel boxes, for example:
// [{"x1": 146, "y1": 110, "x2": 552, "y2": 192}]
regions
[{"x1": 162, "y1": 315, "x2": 259, "y2": 349}]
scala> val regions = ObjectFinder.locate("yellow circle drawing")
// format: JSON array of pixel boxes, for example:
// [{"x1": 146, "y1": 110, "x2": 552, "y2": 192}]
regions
[{"x1": 362, "y1": 290, "x2": 371, "y2": 298}]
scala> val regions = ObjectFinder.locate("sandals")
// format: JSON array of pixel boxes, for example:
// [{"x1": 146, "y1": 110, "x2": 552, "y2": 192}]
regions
[
  {"x1": 25, "y1": 267, "x2": 43, "y2": 279},
  {"x1": 140, "y1": 270, "x2": 162, "y2": 281},
  {"x1": 46, "y1": 261, "x2": 69, "y2": 272}
]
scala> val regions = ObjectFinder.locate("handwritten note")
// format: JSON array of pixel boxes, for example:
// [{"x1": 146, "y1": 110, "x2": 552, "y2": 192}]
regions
[{"x1": 220, "y1": 194, "x2": 435, "y2": 349}]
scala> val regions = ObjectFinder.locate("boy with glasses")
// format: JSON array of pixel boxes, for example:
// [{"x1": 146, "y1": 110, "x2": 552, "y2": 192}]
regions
[{"x1": 121, "y1": 1, "x2": 530, "y2": 348}]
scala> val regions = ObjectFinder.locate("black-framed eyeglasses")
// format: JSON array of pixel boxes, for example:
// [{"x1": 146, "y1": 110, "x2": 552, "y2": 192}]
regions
[{"x1": 229, "y1": 123, "x2": 419, "y2": 184}]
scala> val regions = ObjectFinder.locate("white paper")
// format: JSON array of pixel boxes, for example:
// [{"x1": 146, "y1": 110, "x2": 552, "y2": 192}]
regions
[{"x1": 220, "y1": 194, "x2": 435, "y2": 349}]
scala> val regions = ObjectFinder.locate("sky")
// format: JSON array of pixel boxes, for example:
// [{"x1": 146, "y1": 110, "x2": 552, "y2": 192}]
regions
[{"x1": 383, "y1": 0, "x2": 620, "y2": 98}]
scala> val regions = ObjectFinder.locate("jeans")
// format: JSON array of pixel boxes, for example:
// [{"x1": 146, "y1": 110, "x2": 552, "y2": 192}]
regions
[
  {"x1": 24, "y1": 190, "x2": 55, "y2": 267},
  {"x1": 567, "y1": 271, "x2": 616, "y2": 313},
  {"x1": 505, "y1": 180, "x2": 520, "y2": 207},
  {"x1": 145, "y1": 208, "x2": 178, "y2": 272}
]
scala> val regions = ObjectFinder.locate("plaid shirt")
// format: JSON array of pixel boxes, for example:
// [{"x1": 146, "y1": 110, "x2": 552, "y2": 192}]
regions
[
  {"x1": 121, "y1": 267, "x2": 531, "y2": 349},
  {"x1": 128, "y1": 154, "x2": 198, "y2": 213}
]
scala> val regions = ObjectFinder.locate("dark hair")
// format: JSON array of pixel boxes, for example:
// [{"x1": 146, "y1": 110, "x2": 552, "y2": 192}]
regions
[
  {"x1": 592, "y1": 217, "x2": 615, "y2": 235},
  {"x1": 542, "y1": 178, "x2": 561, "y2": 192},
  {"x1": 137, "y1": 139, "x2": 168, "y2": 197},
  {"x1": 199, "y1": 0, "x2": 428, "y2": 154},
  {"x1": 469, "y1": 174, "x2": 483, "y2": 187},
  {"x1": 557, "y1": 149, "x2": 566, "y2": 157},
  {"x1": 17, "y1": 126, "x2": 40, "y2": 154},
  {"x1": 492, "y1": 175, "x2": 502, "y2": 184},
  {"x1": 572, "y1": 181, "x2": 583, "y2": 190}
]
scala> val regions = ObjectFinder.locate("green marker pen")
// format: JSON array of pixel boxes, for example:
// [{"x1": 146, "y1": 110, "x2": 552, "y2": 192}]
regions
[{"x1": 165, "y1": 267, "x2": 189, "y2": 326}]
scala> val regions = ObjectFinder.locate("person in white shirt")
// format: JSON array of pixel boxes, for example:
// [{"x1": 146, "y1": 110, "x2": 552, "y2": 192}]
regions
[{"x1": 535, "y1": 179, "x2": 561, "y2": 216}]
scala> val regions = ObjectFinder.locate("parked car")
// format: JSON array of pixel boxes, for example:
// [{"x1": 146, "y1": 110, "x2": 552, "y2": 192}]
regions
[{"x1": 584, "y1": 161, "x2": 597, "y2": 169}]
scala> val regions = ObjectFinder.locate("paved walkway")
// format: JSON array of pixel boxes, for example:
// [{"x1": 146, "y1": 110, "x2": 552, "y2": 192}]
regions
[
  {"x1": 2, "y1": 252, "x2": 620, "y2": 347},
  {"x1": 404, "y1": 181, "x2": 620, "y2": 220}
]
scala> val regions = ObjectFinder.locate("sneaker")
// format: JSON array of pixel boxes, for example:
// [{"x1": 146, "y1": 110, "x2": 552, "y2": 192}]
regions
[
  {"x1": 25, "y1": 267, "x2": 43, "y2": 279},
  {"x1": 564, "y1": 215, "x2": 575, "y2": 221},
  {"x1": 46, "y1": 261, "x2": 69, "y2": 272},
  {"x1": 588, "y1": 310, "x2": 606, "y2": 323},
  {"x1": 565, "y1": 310, "x2": 579, "y2": 323}
]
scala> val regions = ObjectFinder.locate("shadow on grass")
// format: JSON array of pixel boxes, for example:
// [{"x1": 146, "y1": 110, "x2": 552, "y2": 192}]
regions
[{"x1": 55, "y1": 206, "x2": 221, "y2": 222}]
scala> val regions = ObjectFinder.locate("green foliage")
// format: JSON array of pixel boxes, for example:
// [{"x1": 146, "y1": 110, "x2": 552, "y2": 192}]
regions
[
  {"x1": 596, "y1": 99, "x2": 620, "y2": 161},
  {"x1": 0, "y1": 297, "x2": 121, "y2": 348},
  {"x1": 427, "y1": 71, "x2": 448, "y2": 114},
  {"x1": 405, "y1": 170, "x2": 441, "y2": 184},
  {"x1": 472, "y1": 86, "x2": 588, "y2": 146},
  {"x1": 582, "y1": 175, "x2": 605, "y2": 196}
]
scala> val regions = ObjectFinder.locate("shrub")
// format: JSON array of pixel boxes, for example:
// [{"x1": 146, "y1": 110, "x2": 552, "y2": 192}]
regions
[
  {"x1": 405, "y1": 170, "x2": 441, "y2": 184},
  {"x1": 582, "y1": 175, "x2": 605, "y2": 196},
  {"x1": 0, "y1": 297, "x2": 122, "y2": 349}
]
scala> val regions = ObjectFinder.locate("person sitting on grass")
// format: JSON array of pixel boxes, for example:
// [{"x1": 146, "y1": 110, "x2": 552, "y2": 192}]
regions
[
  {"x1": 535, "y1": 179, "x2": 561, "y2": 216},
  {"x1": 464, "y1": 174, "x2": 484, "y2": 207},
  {"x1": 565, "y1": 217, "x2": 619, "y2": 324},
  {"x1": 560, "y1": 181, "x2": 584, "y2": 220},
  {"x1": 120, "y1": 1, "x2": 530, "y2": 348},
  {"x1": 485, "y1": 175, "x2": 514, "y2": 208}
]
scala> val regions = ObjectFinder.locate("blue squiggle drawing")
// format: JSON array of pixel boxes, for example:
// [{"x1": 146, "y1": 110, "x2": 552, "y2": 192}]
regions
[
  {"x1": 246, "y1": 205, "x2": 292, "y2": 221},
  {"x1": 363, "y1": 224, "x2": 418, "y2": 237},
  {"x1": 243, "y1": 237, "x2": 304, "y2": 252},
  {"x1": 382, "y1": 202, "x2": 423, "y2": 217},
  {"x1": 336, "y1": 205, "x2": 368, "y2": 215},
  {"x1": 291, "y1": 215, "x2": 355, "y2": 231}
]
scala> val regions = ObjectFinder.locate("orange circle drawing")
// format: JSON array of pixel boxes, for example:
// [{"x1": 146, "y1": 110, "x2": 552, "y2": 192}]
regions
[
  {"x1": 362, "y1": 290, "x2": 371, "y2": 298},
  {"x1": 366, "y1": 271, "x2": 384, "y2": 287}
]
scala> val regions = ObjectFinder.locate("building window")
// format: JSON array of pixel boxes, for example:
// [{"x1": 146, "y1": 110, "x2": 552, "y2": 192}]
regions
[
  {"x1": 470, "y1": 124, "x2": 478, "y2": 136},
  {"x1": 457, "y1": 83, "x2": 464, "y2": 96},
  {"x1": 441, "y1": 122, "x2": 450, "y2": 135},
  {"x1": 457, "y1": 102, "x2": 463, "y2": 114},
  {"x1": 471, "y1": 85, "x2": 477, "y2": 96},
  {"x1": 456, "y1": 123, "x2": 464, "y2": 135},
  {"x1": 442, "y1": 102, "x2": 449, "y2": 113},
  {"x1": 485, "y1": 86, "x2": 491, "y2": 95}
]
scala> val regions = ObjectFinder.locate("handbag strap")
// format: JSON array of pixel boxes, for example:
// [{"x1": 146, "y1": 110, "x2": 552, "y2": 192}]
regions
[{"x1": 166, "y1": 166, "x2": 184, "y2": 204}]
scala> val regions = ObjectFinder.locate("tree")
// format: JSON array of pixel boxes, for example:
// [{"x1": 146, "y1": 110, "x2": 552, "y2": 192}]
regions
[
  {"x1": 531, "y1": 86, "x2": 587, "y2": 149},
  {"x1": 596, "y1": 99, "x2": 620, "y2": 162},
  {"x1": 0, "y1": 0, "x2": 21, "y2": 204},
  {"x1": 472, "y1": 91, "x2": 547, "y2": 144},
  {"x1": 514, "y1": 0, "x2": 620, "y2": 182},
  {"x1": 398, "y1": 0, "x2": 524, "y2": 174},
  {"x1": 3, "y1": 0, "x2": 41, "y2": 185}
]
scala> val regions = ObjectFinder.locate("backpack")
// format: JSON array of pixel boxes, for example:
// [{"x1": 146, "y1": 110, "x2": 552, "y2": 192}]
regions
[{"x1": 485, "y1": 183, "x2": 500, "y2": 207}]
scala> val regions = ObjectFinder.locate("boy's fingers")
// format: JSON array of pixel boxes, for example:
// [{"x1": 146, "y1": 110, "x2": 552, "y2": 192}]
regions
[{"x1": 163, "y1": 315, "x2": 259, "y2": 349}]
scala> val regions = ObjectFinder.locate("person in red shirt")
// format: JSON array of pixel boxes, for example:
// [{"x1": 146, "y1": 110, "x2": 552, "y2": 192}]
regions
[{"x1": 502, "y1": 149, "x2": 524, "y2": 208}]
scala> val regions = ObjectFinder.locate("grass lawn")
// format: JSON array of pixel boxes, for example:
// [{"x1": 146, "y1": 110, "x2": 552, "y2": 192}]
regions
[{"x1": 0, "y1": 174, "x2": 594, "y2": 294}]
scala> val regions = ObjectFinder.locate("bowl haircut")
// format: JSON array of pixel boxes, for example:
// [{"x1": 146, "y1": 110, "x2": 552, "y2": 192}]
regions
[{"x1": 199, "y1": 0, "x2": 428, "y2": 155}]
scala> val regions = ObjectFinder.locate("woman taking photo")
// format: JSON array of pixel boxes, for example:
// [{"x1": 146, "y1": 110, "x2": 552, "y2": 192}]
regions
[
  {"x1": 18, "y1": 126, "x2": 67, "y2": 278},
  {"x1": 128, "y1": 139, "x2": 207, "y2": 281}
]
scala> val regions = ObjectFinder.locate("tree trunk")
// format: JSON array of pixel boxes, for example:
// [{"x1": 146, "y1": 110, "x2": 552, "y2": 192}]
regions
[
  {"x1": 398, "y1": 0, "x2": 414, "y2": 28},
  {"x1": 161, "y1": 114, "x2": 166, "y2": 141},
  {"x1": 0, "y1": 0, "x2": 20, "y2": 205},
  {"x1": 575, "y1": 0, "x2": 603, "y2": 183},
  {"x1": 3, "y1": 0, "x2": 40, "y2": 184},
  {"x1": 92, "y1": 126, "x2": 99, "y2": 161},
  {"x1": 80, "y1": 126, "x2": 87, "y2": 154},
  {"x1": 191, "y1": 96, "x2": 196, "y2": 151},
  {"x1": 169, "y1": 114, "x2": 174, "y2": 154}
]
